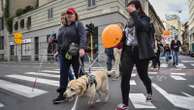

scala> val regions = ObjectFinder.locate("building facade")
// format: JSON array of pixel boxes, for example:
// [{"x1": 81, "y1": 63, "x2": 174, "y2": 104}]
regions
[
  {"x1": 0, "y1": 0, "x2": 5, "y2": 61},
  {"x1": 9, "y1": 0, "x2": 164, "y2": 62},
  {"x1": 181, "y1": 22, "x2": 189, "y2": 54},
  {"x1": 165, "y1": 14, "x2": 182, "y2": 43},
  {"x1": 9, "y1": 0, "x2": 37, "y2": 17},
  {"x1": 188, "y1": 0, "x2": 194, "y2": 54}
]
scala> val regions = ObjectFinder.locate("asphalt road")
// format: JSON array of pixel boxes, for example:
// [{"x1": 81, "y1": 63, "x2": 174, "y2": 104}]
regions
[{"x1": 0, "y1": 55, "x2": 194, "y2": 110}]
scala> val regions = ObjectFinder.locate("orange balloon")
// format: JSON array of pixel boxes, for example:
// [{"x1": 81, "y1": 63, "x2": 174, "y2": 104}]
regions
[{"x1": 101, "y1": 24, "x2": 123, "y2": 48}]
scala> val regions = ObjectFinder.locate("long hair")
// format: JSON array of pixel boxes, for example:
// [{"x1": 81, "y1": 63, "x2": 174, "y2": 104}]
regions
[{"x1": 127, "y1": 0, "x2": 146, "y2": 16}]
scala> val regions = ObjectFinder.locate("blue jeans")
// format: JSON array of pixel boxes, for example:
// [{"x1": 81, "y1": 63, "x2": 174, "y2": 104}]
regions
[
  {"x1": 165, "y1": 51, "x2": 171, "y2": 62},
  {"x1": 172, "y1": 51, "x2": 179, "y2": 65},
  {"x1": 105, "y1": 48, "x2": 115, "y2": 71}
]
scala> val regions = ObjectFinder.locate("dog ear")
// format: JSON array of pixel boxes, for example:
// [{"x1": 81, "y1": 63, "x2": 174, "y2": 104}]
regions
[{"x1": 76, "y1": 82, "x2": 87, "y2": 96}]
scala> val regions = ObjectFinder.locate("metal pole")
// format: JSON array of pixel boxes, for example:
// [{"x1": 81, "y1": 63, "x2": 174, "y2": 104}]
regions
[{"x1": 90, "y1": 33, "x2": 93, "y2": 61}]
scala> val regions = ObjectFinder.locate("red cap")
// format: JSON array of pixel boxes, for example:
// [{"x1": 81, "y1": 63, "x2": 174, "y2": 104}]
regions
[{"x1": 66, "y1": 8, "x2": 76, "y2": 14}]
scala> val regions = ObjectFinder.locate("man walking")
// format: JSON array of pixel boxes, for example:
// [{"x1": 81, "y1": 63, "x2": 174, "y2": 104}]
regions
[{"x1": 170, "y1": 37, "x2": 181, "y2": 66}]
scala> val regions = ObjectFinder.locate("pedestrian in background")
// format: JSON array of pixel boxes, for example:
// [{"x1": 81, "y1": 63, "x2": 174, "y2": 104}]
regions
[
  {"x1": 105, "y1": 48, "x2": 115, "y2": 76},
  {"x1": 116, "y1": 1, "x2": 155, "y2": 110},
  {"x1": 152, "y1": 41, "x2": 162, "y2": 71},
  {"x1": 170, "y1": 37, "x2": 181, "y2": 66},
  {"x1": 164, "y1": 44, "x2": 171, "y2": 63}
]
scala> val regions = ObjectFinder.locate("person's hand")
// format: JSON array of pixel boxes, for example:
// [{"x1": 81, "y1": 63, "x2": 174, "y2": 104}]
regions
[
  {"x1": 127, "y1": 4, "x2": 137, "y2": 13},
  {"x1": 79, "y1": 48, "x2": 85, "y2": 57}
]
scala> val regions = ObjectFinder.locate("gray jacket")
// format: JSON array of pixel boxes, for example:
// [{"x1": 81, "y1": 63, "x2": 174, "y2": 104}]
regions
[{"x1": 57, "y1": 21, "x2": 87, "y2": 53}]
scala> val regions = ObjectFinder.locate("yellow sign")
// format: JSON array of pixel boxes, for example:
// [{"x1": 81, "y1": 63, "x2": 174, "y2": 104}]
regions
[
  {"x1": 14, "y1": 39, "x2": 22, "y2": 45},
  {"x1": 14, "y1": 32, "x2": 23, "y2": 45}
]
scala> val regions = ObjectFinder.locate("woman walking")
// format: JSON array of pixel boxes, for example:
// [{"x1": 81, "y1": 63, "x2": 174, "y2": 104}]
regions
[
  {"x1": 116, "y1": 1, "x2": 155, "y2": 110},
  {"x1": 53, "y1": 8, "x2": 87, "y2": 104}
]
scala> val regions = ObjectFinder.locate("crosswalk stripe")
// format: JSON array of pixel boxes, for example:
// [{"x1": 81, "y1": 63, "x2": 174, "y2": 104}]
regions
[
  {"x1": 171, "y1": 73, "x2": 186, "y2": 76},
  {"x1": 171, "y1": 75, "x2": 186, "y2": 80},
  {"x1": 130, "y1": 80, "x2": 136, "y2": 85},
  {"x1": 191, "y1": 64, "x2": 194, "y2": 67},
  {"x1": 131, "y1": 73, "x2": 137, "y2": 77},
  {"x1": 6, "y1": 74, "x2": 59, "y2": 87},
  {"x1": 41, "y1": 70, "x2": 60, "y2": 74},
  {"x1": 189, "y1": 85, "x2": 194, "y2": 88},
  {"x1": 0, "y1": 103, "x2": 4, "y2": 107},
  {"x1": 182, "y1": 60, "x2": 194, "y2": 63},
  {"x1": 0, "y1": 79, "x2": 47, "y2": 98},
  {"x1": 160, "y1": 63, "x2": 168, "y2": 68},
  {"x1": 129, "y1": 93, "x2": 156, "y2": 108},
  {"x1": 24, "y1": 72, "x2": 59, "y2": 78},
  {"x1": 148, "y1": 72, "x2": 158, "y2": 75}
]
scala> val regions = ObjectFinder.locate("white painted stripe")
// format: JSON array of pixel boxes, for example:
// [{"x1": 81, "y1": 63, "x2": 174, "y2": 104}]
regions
[
  {"x1": 41, "y1": 70, "x2": 60, "y2": 74},
  {"x1": 189, "y1": 85, "x2": 194, "y2": 88},
  {"x1": 171, "y1": 75, "x2": 186, "y2": 80},
  {"x1": 175, "y1": 68, "x2": 182, "y2": 70},
  {"x1": 6, "y1": 74, "x2": 59, "y2": 87},
  {"x1": 160, "y1": 63, "x2": 168, "y2": 68},
  {"x1": 182, "y1": 60, "x2": 194, "y2": 63},
  {"x1": 149, "y1": 72, "x2": 158, "y2": 75},
  {"x1": 54, "y1": 69, "x2": 60, "y2": 71},
  {"x1": 191, "y1": 64, "x2": 194, "y2": 67},
  {"x1": 0, "y1": 103, "x2": 4, "y2": 107},
  {"x1": 131, "y1": 73, "x2": 137, "y2": 77},
  {"x1": 152, "y1": 83, "x2": 194, "y2": 110},
  {"x1": 24, "y1": 72, "x2": 59, "y2": 78},
  {"x1": 129, "y1": 93, "x2": 156, "y2": 109},
  {"x1": 171, "y1": 73, "x2": 186, "y2": 76},
  {"x1": 129, "y1": 80, "x2": 137, "y2": 85},
  {"x1": 0, "y1": 79, "x2": 47, "y2": 98},
  {"x1": 182, "y1": 92, "x2": 193, "y2": 97}
]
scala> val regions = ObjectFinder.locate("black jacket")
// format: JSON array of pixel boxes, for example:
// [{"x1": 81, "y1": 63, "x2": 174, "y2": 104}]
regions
[{"x1": 123, "y1": 11, "x2": 155, "y2": 60}]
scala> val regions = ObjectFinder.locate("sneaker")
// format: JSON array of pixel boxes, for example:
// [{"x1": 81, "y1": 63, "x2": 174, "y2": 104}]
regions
[
  {"x1": 112, "y1": 74, "x2": 120, "y2": 81},
  {"x1": 146, "y1": 94, "x2": 152, "y2": 102},
  {"x1": 115, "y1": 104, "x2": 128, "y2": 110},
  {"x1": 107, "y1": 71, "x2": 112, "y2": 77},
  {"x1": 52, "y1": 96, "x2": 65, "y2": 104}
]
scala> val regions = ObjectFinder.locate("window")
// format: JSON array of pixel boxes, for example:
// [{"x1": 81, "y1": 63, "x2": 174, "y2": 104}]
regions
[
  {"x1": 14, "y1": 21, "x2": 18, "y2": 31},
  {"x1": 27, "y1": 16, "x2": 31, "y2": 29},
  {"x1": 0, "y1": 36, "x2": 4, "y2": 50},
  {"x1": 20, "y1": 19, "x2": 25, "y2": 29},
  {"x1": 88, "y1": 0, "x2": 96, "y2": 7},
  {"x1": 22, "y1": 43, "x2": 31, "y2": 56},
  {"x1": 48, "y1": 8, "x2": 53, "y2": 19},
  {"x1": 0, "y1": 17, "x2": 3, "y2": 30}
]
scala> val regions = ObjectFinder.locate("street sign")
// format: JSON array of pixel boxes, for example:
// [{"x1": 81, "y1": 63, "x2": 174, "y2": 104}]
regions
[{"x1": 14, "y1": 32, "x2": 23, "y2": 45}]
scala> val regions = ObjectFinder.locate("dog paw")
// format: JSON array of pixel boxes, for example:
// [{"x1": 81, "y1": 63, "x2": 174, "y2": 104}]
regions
[
  {"x1": 95, "y1": 99, "x2": 102, "y2": 103},
  {"x1": 104, "y1": 94, "x2": 110, "y2": 102}
]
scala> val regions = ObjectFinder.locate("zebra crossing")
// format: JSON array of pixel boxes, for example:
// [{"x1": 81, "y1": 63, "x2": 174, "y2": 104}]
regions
[{"x1": 0, "y1": 67, "x2": 194, "y2": 109}]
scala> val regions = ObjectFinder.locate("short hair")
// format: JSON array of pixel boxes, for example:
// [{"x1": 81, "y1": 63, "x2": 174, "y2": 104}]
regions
[{"x1": 61, "y1": 11, "x2": 66, "y2": 16}]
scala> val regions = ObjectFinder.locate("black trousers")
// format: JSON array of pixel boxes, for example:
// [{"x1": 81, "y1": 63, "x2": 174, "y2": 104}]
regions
[
  {"x1": 58, "y1": 54, "x2": 80, "y2": 96},
  {"x1": 152, "y1": 52, "x2": 160, "y2": 68},
  {"x1": 120, "y1": 46, "x2": 152, "y2": 106}
]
